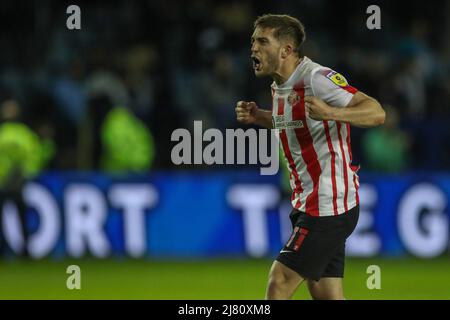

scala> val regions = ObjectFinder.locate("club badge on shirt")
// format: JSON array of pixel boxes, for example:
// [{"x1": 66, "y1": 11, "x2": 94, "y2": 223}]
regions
[{"x1": 288, "y1": 90, "x2": 300, "y2": 105}]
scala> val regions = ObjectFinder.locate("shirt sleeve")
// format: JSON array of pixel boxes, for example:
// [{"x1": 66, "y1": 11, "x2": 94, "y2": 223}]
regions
[{"x1": 310, "y1": 68, "x2": 358, "y2": 108}]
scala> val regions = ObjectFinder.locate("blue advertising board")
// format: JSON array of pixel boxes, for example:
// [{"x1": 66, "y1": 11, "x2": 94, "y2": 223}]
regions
[{"x1": 1, "y1": 171, "x2": 449, "y2": 259}]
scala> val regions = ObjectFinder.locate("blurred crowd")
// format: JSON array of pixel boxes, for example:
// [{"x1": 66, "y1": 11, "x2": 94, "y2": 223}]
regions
[{"x1": 0, "y1": 0, "x2": 449, "y2": 173}]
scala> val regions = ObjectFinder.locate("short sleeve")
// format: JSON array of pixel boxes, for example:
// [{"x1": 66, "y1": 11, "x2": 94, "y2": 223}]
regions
[{"x1": 310, "y1": 69, "x2": 358, "y2": 107}]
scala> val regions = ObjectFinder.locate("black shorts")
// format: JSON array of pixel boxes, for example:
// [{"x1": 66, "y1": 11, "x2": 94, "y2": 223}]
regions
[{"x1": 276, "y1": 205, "x2": 359, "y2": 281}]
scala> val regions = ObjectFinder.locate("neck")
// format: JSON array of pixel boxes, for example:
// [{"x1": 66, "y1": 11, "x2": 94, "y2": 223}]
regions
[{"x1": 273, "y1": 56, "x2": 303, "y2": 85}]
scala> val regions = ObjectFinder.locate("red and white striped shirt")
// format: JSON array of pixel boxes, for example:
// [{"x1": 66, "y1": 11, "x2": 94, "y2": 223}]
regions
[{"x1": 272, "y1": 56, "x2": 359, "y2": 217}]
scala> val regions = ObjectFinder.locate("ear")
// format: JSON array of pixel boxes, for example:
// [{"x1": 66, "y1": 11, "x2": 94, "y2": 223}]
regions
[{"x1": 281, "y1": 44, "x2": 293, "y2": 59}]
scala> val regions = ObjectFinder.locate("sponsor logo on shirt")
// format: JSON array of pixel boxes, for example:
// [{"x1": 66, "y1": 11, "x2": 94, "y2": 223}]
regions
[
  {"x1": 326, "y1": 70, "x2": 349, "y2": 87},
  {"x1": 273, "y1": 115, "x2": 304, "y2": 129}
]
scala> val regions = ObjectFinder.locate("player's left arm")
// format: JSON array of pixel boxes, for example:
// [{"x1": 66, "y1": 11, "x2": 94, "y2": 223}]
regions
[
  {"x1": 305, "y1": 91, "x2": 385, "y2": 128},
  {"x1": 305, "y1": 69, "x2": 385, "y2": 128}
]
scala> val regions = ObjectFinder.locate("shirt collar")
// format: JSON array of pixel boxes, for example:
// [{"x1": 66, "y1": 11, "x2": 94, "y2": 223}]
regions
[{"x1": 271, "y1": 56, "x2": 310, "y2": 90}]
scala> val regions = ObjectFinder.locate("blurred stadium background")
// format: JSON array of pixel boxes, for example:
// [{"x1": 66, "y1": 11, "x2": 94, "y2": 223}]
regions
[{"x1": 0, "y1": 0, "x2": 449, "y2": 300}]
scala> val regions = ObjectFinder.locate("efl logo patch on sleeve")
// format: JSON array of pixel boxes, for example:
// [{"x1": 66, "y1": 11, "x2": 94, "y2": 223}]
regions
[{"x1": 326, "y1": 71, "x2": 349, "y2": 87}]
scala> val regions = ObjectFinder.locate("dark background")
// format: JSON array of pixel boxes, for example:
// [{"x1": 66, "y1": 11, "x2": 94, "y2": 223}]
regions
[{"x1": 0, "y1": 0, "x2": 449, "y2": 172}]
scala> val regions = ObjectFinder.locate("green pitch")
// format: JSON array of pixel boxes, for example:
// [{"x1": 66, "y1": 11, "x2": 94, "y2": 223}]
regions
[{"x1": 0, "y1": 257, "x2": 449, "y2": 299}]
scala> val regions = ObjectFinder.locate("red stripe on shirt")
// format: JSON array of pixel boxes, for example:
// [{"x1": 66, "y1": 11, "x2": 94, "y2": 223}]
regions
[
  {"x1": 353, "y1": 174, "x2": 359, "y2": 204},
  {"x1": 341, "y1": 85, "x2": 358, "y2": 94},
  {"x1": 278, "y1": 97, "x2": 302, "y2": 209},
  {"x1": 346, "y1": 123, "x2": 359, "y2": 205},
  {"x1": 346, "y1": 124, "x2": 353, "y2": 162},
  {"x1": 323, "y1": 121, "x2": 339, "y2": 215},
  {"x1": 337, "y1": 122, "x2": 349, "y2": 212},
  {"x1": 293, "y1": 83, "x2": 321, "y2": 216}
]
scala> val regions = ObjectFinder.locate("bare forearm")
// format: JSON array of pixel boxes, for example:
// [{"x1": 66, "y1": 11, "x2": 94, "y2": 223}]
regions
[
  {"x1": 330, "y1": 98, "x2": 385, "y2": 128},
  {"x1": 254, "y1": 109, "x2": 274, "y2": 129}
]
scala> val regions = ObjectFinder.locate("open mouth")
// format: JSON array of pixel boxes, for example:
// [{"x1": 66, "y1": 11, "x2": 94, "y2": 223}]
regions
[{"x1": 252, "y1": 56, "x2": 261, "y2": 71}]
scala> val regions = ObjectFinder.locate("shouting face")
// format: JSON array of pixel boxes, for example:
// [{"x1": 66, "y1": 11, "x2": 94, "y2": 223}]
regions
[{"x1": 250, "y1": 27, "x2": 282, "y2": 77}]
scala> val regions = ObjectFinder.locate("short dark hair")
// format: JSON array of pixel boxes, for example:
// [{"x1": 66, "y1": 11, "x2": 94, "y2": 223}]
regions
[{"x1": 253, "y1": 14, "x2": 306, "y2": 56}]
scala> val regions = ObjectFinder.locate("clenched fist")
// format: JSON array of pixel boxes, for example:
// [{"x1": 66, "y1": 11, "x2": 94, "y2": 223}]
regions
[
  {"x1": 304, "y1": 96, "x2": 333, "y2": 121},
  {"x1": 235, "y1": 101, "x2": 259, "y2": 124}
]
